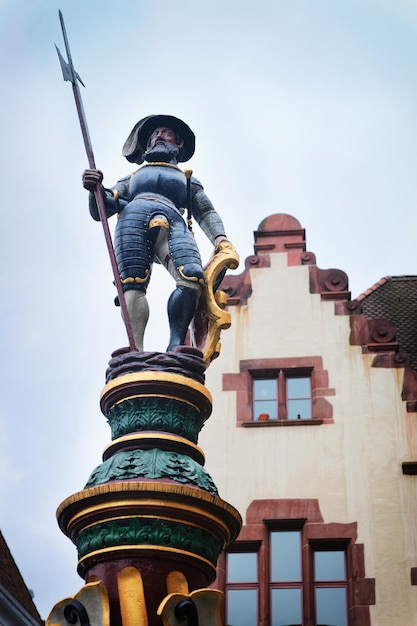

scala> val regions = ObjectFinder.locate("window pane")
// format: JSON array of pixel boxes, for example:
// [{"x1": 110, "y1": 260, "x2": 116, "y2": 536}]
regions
[
  {"x1": 227, "y1": 589, "x2": 257, "y2": 626},
  {"x1": 315, "y1": 551, "x2": 346, "y2": 581},
  {"x1": 271, "y1": 531, "x2": 301, "y2": 581},
  {"x1": 254, "y1": 378, "x2": 277, "y2": 399},
  {"x1": 287, "y1": 398, "x2": 311, "y2": 420},
  {"x1": 254, "y1": 399, "x2": 277, "y2": 420},
  {"x1": 287, "y1": 376, "x2": 310, "y2": 398},
  {"x1": 254, "y1": 378, "x2": 278, "y2": 420},
  {"x1": 315, "y1": 587, "x2": 347, "y2": 626},
  {"x1": 227, "y1": 552, "x2": 258, "y2": 583},
  {"x1": 271, "y1": 588, "x2": 302, "y2": 626}
]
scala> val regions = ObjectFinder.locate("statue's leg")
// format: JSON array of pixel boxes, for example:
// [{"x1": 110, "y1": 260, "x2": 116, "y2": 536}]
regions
[
  {"x1": 124, "y1": 290, "x2": 149, "y2": 352},
  {"x1": 114, "y1": 200, "x2": 154, "y2": 351},
  {"x1": 166, "y1": 286, "x2": 199, "y2": 351},
  {"x1": 154, "y1": 223, "x2": 204, "y2": 351}
]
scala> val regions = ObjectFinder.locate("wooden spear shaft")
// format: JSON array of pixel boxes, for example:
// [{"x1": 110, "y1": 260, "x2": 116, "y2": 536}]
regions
[{"x1": 55, "y1": 11, "x2": 136, "y2": 350}]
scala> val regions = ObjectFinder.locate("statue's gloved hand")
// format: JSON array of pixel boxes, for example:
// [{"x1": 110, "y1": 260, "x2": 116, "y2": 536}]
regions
[
  {"x1": 214, "y1": 235, "x2": 229, "y2": 253},
  {"x1": 208, "y1": 237, "x2": 236, "y2": 264},
  {"x1": 82, "y1": 168, "x2": 103, "y2": 191}
]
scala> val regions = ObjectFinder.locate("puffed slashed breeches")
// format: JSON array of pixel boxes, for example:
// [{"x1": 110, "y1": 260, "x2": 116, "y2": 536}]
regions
[{"x1": 114, "y1": 197, "x2": 204, "y2": 293}]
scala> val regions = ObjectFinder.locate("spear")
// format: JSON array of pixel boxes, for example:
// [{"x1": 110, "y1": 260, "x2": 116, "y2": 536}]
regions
[{"x1": 55, "y1": 10, "x2": 136, "y2": 351}]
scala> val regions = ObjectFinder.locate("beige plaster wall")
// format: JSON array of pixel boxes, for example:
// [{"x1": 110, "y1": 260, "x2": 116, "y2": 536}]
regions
[{"x1": 200, "y1": 252, "x2": 417, "y2": 626}]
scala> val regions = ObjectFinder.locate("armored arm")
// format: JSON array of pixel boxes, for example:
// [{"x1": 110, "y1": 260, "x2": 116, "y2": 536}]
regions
[
  {"x1": 189, "y1": 178, "x2": 239, "y2": 364},
  {"x1": 191, "y1": 179, "x2": 227, "y2": 245},
  {"x1": 88, "y1": 175, "x2": 131, "y2": 222}
]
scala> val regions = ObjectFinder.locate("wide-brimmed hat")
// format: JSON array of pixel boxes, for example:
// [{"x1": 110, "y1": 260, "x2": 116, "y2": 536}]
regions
[{"x1": 122, "y1": 114, "x2": 195, "y2": 164}]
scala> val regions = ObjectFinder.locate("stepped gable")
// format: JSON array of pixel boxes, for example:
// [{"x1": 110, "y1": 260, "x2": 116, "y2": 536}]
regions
[
  {"x1": 0, "y1": 530, "x2": 42, "y2": 623},
  {"x1": 221, "y1": 212, "x2": 348, "y2": 306},
  {"x1": 357, "y1": 276, "x2": 417, "y2": 372},
  {"x1": 220, "y1": 213, "x2": 417, "y2": 411}
]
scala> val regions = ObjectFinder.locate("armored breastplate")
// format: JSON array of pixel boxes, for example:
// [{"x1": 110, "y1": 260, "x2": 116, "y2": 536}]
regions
[{"x1": 129, "y1": 164, "x2": 187, "y2": 210}]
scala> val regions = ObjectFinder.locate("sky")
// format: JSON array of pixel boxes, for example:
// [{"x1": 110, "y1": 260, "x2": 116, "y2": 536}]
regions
[{"x1": 0, "y1": 0, "x2": 417, "y2": 619}]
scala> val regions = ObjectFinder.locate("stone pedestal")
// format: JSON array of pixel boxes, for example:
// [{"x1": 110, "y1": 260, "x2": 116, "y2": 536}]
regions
[{"x1": 48, "y1": 349, "x2": 241, "y2": 626}]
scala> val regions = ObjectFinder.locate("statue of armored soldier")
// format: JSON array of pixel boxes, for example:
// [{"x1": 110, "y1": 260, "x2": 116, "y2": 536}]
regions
[
  {"x1": 52, "y1": 19, "x2": 242, "y2": 626},
  {"x1": 82, "y1": 114, "x2": 233, "y2": 355}
]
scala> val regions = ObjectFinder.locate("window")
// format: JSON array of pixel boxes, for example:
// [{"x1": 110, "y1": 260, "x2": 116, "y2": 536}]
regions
[
  {"x1": 223, "y1": 357, "x2": 335, "y2": 426},
  {"x1": 226, "y1": 530, "x2": 348, "y2": 626},
  {"x1": 314, "y1": 550, "x2": 348, "y2": 626},
  {"x1": 226, "y1": 550, "x2": 259, "y2": 626},
  {"x1": 217, "y1": 500, "x2": 375, "y2": 626},
  {"x1": 287, "y1": 376, "x2": 312, "y2": 420},
  {"x1": 253, "y1": 377, "x2": 278, "y2": 420},
  {"x1": 270, "y1": 530, "x2": 303, "y2": 625},
  {"x1": 253, "y1": 372, "x2": 312, "y2": 422}
]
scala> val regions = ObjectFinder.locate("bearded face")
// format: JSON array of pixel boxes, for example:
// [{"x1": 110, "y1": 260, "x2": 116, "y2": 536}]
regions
[
  {"x1": 144, "y1": 141, "x2": 180, "y2": 162},
  {"x1": 144, "y1": 127, "x2": 183, "y2": 163}
]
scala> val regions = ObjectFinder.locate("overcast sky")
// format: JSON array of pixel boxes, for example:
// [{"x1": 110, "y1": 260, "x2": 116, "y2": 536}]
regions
[{"x1": 1, "y1": 0, "x2": 416, "y2": 619}]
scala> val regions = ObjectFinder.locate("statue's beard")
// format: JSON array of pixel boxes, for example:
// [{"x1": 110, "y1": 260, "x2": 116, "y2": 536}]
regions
[{"x1": 144, "y1": 141, "x2": 180, "y2": 163}]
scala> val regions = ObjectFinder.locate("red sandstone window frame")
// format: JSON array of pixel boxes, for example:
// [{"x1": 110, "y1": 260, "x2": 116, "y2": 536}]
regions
[
  {"x1": 225, "y1": 527, "x2": 350, "y2": 625},
  {"x1": 215, "y1": 499, "x2": 375, "y2": 626},
  {"x1": 223, "y1": 357, "x2": 335, "y2": 426}
]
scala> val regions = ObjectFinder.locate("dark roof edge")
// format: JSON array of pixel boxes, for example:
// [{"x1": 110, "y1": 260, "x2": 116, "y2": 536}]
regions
[
  {"x1": 356, "y1": 276, "x2": 392, "y2": 301},
  {"x1": 356, "y1": 275, "x2": 417, "y2": 302},
  {"x1": 0, "y1": 584, "x2": 43, "y2": 625},
  {"x1": 0, "y1": 531, "x2": 42, "y2": 623}
]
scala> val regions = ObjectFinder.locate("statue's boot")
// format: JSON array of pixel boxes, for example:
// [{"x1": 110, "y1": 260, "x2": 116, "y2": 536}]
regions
[{"x1": 166, "y1": 286, "x2": 198, "y2": 351}]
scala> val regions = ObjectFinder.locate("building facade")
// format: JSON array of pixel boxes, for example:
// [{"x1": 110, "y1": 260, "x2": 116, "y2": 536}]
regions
[
  {"x1": 0, "y1": 531, "x2": 42, "y2": 626},
  {"x1": 201, "y1": 213, "x2": 417, "y2": 626}
]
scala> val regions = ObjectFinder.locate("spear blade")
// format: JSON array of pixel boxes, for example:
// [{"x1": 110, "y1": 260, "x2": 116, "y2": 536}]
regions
[
  {"x1": 55, "y1": 43, "x2": 85, "y2": 87},
  {"x1": 56, "y1": 9, "x2": 85, "y2": 86}
]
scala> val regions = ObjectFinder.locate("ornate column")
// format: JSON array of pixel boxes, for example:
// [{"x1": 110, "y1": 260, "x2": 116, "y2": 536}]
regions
[{"x1": 47, "y1": 347, "x2": 241, "y2": 626}]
